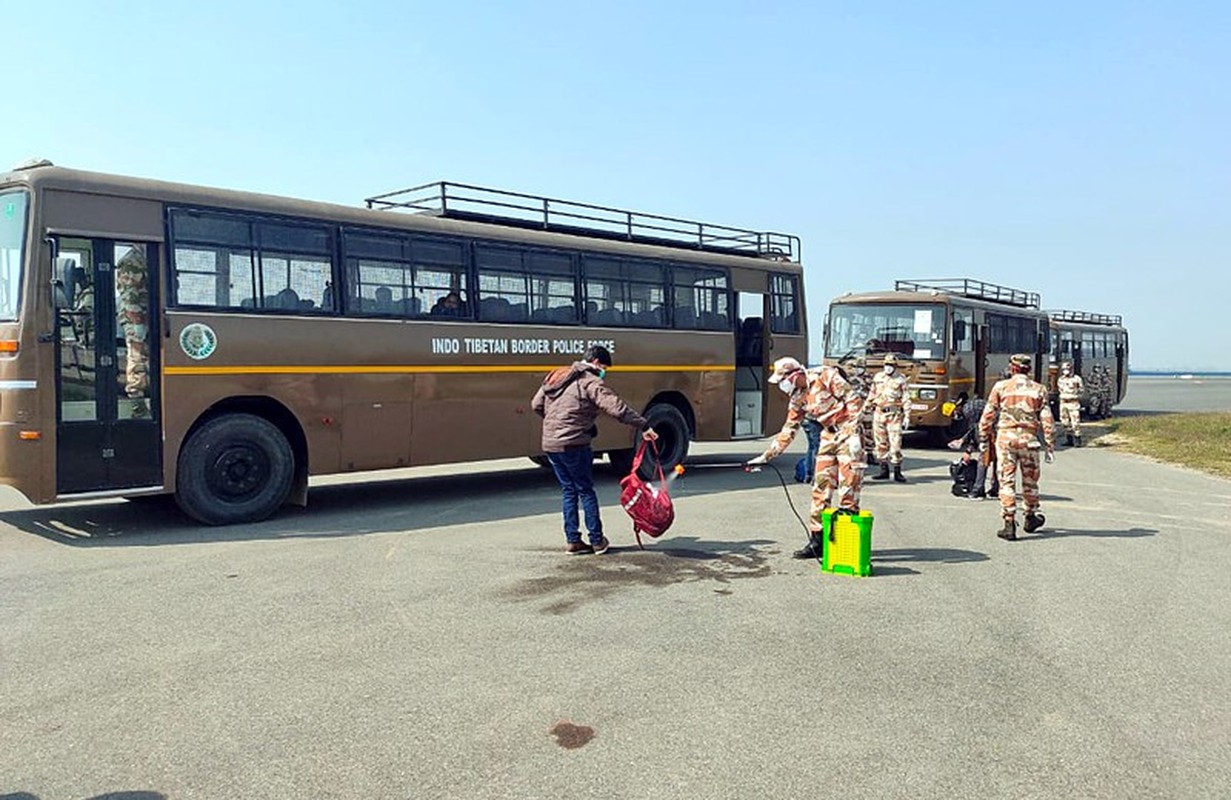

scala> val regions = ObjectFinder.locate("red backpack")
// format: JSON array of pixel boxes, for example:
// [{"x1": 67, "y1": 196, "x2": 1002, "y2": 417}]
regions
[{"x1": 619, "y1": 440, "x2": 676, "y2": 549}]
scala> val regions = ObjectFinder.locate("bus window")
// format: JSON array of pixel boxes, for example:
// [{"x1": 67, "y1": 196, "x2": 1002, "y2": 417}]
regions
[
  {"x1": 674, "y1": 266, "x2": 729, "y2": 330},
  {"x1": 170, "y1": 210, "x2": 333, "y2": 312},
  {"x1": 344, "y1": 231, "x2": 468, "y2": 317},
  {"x1": 0, "y1": 191, "x2": 28, "y2": 321},
  {"x1": 952, "y1": 308, "x2": 973, "y2": 352},
  {"x1": 583, "y1": 257, "x2": 666, "y2": 328},
  {"x1": 477, "y1": 246, "x2": 577, "y2": 324},
  {"x1": 769, "y1": 273, "x2": 799, "y2": 334},
  {"x1": 825, "y1": 302, "x2": 945, "y2": 359}
]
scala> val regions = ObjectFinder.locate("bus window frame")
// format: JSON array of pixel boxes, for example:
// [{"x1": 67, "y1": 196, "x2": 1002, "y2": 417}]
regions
[{"x1": 166, "y1": 206, "x2": 338, "y2": 315}]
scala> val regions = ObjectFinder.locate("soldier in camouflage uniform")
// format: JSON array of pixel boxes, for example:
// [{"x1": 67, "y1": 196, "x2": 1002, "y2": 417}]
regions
[
  {"x1": 979, "y1": 353, "x2": 1056, "y2": 540},
  {"x1": 1093, "y1": 364, "x2": 1114, "y2": 418},
  {"x1": 869, "y1": 353, "x2": 911, "y2": 483},
  {"x1": 845, "y1": 357, "x2": 878, "y2": 467},
  {"x1": 115, "y1": 246, "x2": 150, "y2": 418},
  {"x1": 1057, "y1": 361, "x2": 1084, "y2": 446},
  {"x1": 747, "y1": 356, "x2": 865, "y2": 559}
]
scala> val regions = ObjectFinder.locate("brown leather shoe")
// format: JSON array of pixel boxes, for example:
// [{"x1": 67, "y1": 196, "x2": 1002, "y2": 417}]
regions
[
  {"x1": 565, "y1": 541, "x2": 594, "y2": 555},
  {"x1": 591, "y1": 536, "x2": 610, "y2": 555}
]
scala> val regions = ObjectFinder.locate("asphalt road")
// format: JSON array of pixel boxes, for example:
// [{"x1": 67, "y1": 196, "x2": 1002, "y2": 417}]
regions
[{"x1": 2, "y1": 376, "x2": 1229, "y2": 799}]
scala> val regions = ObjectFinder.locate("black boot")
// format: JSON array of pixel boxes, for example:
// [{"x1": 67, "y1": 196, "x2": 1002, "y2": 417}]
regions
[
  {"x1": 793, "y1": 533, "x2": 824, "y2": 559},
  {"x1": 1074, "y1": 436, "x2": 1083, "y2": 448},
  {"x1": 893, "y1": 464, "x2": 907, "y2": 483},
  {"x1": 1023, "y1": 512, "x2": 1046, "y2": 533},
  {"x1": 1066, "y1": 434, "x2": 1074, "y2": 447},
  {"x1": 871, "y1": 461, "x2": 890, "y2": 480},
  {"x1": 997, "y1": 518, "x2": 1017, "y2": 541}
]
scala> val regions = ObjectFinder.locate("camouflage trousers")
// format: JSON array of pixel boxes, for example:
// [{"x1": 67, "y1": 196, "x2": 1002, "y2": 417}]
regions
[
  {"x1": 995, "y1": 433, "x2": 1042, "y2": 521},
  {"x1": 872, "y1": 408, "x2": 904, "y2": 465},
  {"x1": 808, "y1": 428, "x2": 865, "y2": 531},
  {"x1": 126, "y1": 338, "x2": 150, "y2": 397},
  {"x1": 1059, "y1": 400, "x2": 1081, "y2": 438}
]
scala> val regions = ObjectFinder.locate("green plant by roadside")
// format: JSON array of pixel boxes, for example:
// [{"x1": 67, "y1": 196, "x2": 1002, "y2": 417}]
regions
[{"x1": 1100, "y1": 413, "x2": 1231, "y2": 478}]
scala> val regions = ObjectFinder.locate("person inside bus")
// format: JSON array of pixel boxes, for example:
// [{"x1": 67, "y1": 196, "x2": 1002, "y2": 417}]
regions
[
  {"x1": 431, "y1": 291, "x2": 465, "y2": 316},
  {"x1": 532, "y1": 345, "x2": 658, "y2": 555},
  {"x1": 373, "y1": 286, "x2": 397, "y2": 314}
]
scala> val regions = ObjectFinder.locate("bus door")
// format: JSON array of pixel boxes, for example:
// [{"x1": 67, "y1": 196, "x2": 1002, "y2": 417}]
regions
[
  {"x1": 1115, "y1": 338, "x2": 1126, "y2": 403},
  {"x1": 734, "y1": 292, "x2": 768, "y2": 437},
  {"x1": 974, "y1": 322, "x2": 988, "y2": 397},
  {"x1": 53, "y1": 237, "x2": 161, "y2": 494}
]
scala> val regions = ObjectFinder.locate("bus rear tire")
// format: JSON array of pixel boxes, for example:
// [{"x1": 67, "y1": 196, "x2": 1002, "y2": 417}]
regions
[
  {"x1": 636, "y1": 403, "x2": 691, "y2": 479},
  {"x1": 176, "y1": 413, "x2": 295, "y2": 526}
]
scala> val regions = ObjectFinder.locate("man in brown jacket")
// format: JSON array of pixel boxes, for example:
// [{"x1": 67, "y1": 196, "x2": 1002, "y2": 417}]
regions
[{"x1": 532, "y1": 345, "x2": 657, "y2": 554}]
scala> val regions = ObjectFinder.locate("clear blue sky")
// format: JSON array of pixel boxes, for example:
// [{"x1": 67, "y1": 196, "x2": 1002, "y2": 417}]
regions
[{"x1": 5, "y1": 1, "x2": 1227, "y2": 370}]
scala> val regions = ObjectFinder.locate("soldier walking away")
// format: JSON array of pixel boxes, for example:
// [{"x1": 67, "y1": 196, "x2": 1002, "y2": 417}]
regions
[
  {"x1": 1057, "y1": 361, "x2": 1084, "y2": 446},
  {"x1": 746, "y1": 356, "x2": 866, "y2": 559},
  {"x1": 979, "y1": 354, "x2": 1056, "y2": 541},
  {"x1": 532, "y1": 345, "x2": 658, "y2": 555},
  {"x1": 869, "y1": 354, "x2": 911, "y2": 483}
]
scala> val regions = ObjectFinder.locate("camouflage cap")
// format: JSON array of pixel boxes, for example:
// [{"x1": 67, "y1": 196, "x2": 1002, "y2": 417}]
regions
[
  {"x1": 767, "y1": 356, "x2": 805, "y2": 385},
  {"x1": 1010, "y1": 353, "x2": 1032, "y2": 369},
  {"x1": 883, "y1": 353, "x2": 898, "y2": 365},
  {"x1": 1061, "y1": 361, "x2": 1073, "y2": 370}
]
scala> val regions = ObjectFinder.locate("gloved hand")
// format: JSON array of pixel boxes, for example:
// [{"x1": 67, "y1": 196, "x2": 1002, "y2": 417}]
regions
[
  {"x1": 847, "y1": 437, "x2": 861, "y2": 457},
  {"x1": 1044, "y1": 449, "x2": 1055, "y2": 464},
  {"x1": 745, "y1": 454, "x2": 769, "y2": 467},
  {"x1": 642, "y1": 428, "x2": 659, "y2": 442},
  {"x1": 979, "y1": 440, "x2": 989, "y2": 453},
  {"x1": 902, "y1": 421, "x2": 911, "y2": 433}
]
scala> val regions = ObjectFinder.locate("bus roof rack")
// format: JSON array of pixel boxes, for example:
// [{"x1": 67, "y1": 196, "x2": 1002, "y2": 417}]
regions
[
  {"x1": 894, "y1": 278, "x2": 1041, "y2": 309},
  {"x1": 1046, "y1": 309, "x2": 1123, "y2": 326},
  {"x1": 363, "y1": 181, "x2": 801, "y2": 263}
]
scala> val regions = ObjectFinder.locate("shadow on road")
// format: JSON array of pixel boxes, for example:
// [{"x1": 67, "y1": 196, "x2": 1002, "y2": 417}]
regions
[
  {"x1": 1018, "y1": 526, "x2": 1157, "y2": 541},
  {"x1": 507, "y1": 535, "x2": 779, "y2": 614},
  {"x1": 873, "y1": 547, "x2": 990, "y2": 564},
  {"x1": 0, "y1": 454, "x2": 799, "y2": 548},
  {"x1": 858, "y1": 546, "x2": 990, "y2": 578}
]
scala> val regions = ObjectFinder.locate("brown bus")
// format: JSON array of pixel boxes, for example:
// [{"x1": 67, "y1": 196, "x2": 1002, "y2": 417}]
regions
[
  {"x1": 0, "y1": 161, "x2": 806, "y2": 524},
  {"x1": 1046, "y1": 310, "x2": 1129, "y2": 417},
  {"x1": 822, "y1": 279, "x2": 1050, "y2": 442}
]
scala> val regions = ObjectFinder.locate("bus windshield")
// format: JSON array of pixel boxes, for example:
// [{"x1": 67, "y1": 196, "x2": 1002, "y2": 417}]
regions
[
  {"x1": 0, "y1": 190, "x2": 28, "y2": 321},
  {"x1": 826, "y1": 302, "x2": 947, "y2": 360}
]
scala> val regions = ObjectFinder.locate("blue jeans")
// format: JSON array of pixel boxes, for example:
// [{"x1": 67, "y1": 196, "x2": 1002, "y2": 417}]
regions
[
  {"x1": 800, "y1": 419, "x2": 821, "y2": 481},
  {"x1": 547, "y1": 447, "x2": 603, "y2": 544}
]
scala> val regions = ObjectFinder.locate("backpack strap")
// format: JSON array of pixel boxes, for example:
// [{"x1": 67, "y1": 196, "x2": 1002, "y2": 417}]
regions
[{"x1": 630, "y1": 438, "x2": 667, "y2": 483}]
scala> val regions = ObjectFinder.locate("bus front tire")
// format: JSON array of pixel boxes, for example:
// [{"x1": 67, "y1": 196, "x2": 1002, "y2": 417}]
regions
[
  {"x1": 626, "y1": 404, "x2": 690, "y2": 479},
  {"x1": 176, "y1": 413, "x2": 295, "y2": 526}
]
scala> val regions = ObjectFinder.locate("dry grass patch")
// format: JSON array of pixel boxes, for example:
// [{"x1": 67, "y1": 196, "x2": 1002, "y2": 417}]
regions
[{"x1": 1102, "y1": 413, "x2": 1231, "y2": 478}]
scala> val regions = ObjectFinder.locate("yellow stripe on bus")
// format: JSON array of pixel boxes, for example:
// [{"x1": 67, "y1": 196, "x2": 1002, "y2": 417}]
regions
[{"x1": 163, "y1": 364, "x2": 737, "y2": 376}]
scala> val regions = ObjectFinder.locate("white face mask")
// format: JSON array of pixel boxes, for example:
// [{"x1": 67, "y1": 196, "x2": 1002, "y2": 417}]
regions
[
  {"x1": 884, "y1": 366, "x2": 895, "y2": 374},
  {"x1": 777, "y1": 379, "x2": 795, "y2": 395}
]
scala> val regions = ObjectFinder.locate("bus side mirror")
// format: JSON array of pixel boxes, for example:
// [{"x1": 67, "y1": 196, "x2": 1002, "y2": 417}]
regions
[
  {"x1": 52, "y1": 256, "x2": 75, "y2": 310},
  {"x1": 952, "y1": 319, "x2": 966, "y2": 343}
]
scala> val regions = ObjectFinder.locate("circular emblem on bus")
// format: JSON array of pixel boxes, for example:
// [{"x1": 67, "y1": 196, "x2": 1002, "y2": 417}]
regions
[{"x1": 180, "y1": 323, "x2": 218, "y2": 360}]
